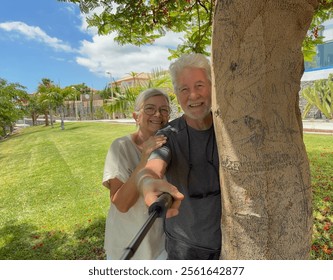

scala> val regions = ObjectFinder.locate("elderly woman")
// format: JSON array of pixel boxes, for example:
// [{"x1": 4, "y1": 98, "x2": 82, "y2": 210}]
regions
[{"x1": 102, "y1": 88, "x2": 171, "y2": 260}]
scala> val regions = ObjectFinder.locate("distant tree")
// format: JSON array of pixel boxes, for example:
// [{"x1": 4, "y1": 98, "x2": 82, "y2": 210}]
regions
[
  {"x1": 0, "y1": 78, "x2": 28, "y2": 136},
  {"x1": 63, "y1": 85, "x2": 83, "y2": 121},
  {"x1": 25, "y1": 93, "x2": 43, "y2": 126},
  {"x1": 38, "y1": 79, "x2": 67, "y2": 129},
  {"x1": 99, "y1": 86, "x2": 112, "y2": 100},
  {"x1": 37, "y1": 78, "x2": 54, "y2": 126},
  {"x1": 103, "y1": 68, "x2": 176, "y2": 117}
]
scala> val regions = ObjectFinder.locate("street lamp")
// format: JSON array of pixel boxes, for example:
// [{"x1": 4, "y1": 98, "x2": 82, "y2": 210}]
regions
[
  {"x1": 71, "y1": 87, "x2": 79, "y2": 121},
  {"x1": 106, "y1": 71, "x2": 113, "y2": 98},
  {"x1": 106, "y1": 71, "x2": 115, "y2": 119}
]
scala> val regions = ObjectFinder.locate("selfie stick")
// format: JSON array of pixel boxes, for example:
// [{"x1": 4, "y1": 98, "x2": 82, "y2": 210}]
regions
[{"x1": 120, "y1": 193, "x2": 173, "y2": 260}]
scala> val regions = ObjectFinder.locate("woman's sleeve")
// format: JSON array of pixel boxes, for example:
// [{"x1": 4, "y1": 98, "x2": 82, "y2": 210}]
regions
[{"x1": 102, "y1": 138, "x2": 130, "y2": 187}]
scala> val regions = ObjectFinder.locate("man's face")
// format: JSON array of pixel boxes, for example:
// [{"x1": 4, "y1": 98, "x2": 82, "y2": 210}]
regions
[{"x1": 176, "y1": 67, "x2": 212, "y2": 120}]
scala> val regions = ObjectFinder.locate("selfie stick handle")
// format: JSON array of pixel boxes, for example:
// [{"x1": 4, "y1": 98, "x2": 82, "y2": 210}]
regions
[{"x1": 120, "y1": 193, "x2": 173, "y2": 260}]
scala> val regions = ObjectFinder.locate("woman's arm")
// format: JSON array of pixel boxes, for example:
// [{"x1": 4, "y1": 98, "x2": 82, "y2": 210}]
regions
[{"x1": 109, "y1": 135, "x2": 167, "y2": 212}]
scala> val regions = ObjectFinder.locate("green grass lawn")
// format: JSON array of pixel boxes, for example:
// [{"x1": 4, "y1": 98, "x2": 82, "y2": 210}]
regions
[
  {"x1": 0, "y1": 122, "x2": 332, "y2": 259},
  {"x1": 305, "y1": 134, "x2": 333, "y2": 260},
  {"x1": 0, "y1": 122, "x2": 135, "y2": 260}
]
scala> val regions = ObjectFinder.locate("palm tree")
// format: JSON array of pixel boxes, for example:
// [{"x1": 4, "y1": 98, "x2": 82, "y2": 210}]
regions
[
  {"x1": 38, "y1": 80, "x2": 67, "y2": 129},
  {"x1": 37, "y1": 78, "x2": 54, "y2": 126},
  {"x1": 104, "y1": 68, "x2": 177, "y2": 118},
  {"x1": 26, "y1": 93, "x2": 43, "y2": 126}
]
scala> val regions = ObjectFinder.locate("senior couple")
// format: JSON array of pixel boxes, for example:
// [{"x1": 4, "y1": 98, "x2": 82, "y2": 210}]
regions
[{"x1": 102, "y1": 53, "x2": 221, "y2": 260}]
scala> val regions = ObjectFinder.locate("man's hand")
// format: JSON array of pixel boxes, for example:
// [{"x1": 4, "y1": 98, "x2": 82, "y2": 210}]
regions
[{"x1": 141, "y1": 176, "x2": 184, "y2": 218}]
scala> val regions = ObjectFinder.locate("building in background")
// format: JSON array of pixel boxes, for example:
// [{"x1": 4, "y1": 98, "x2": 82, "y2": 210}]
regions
[
  {"x1": 110, "y1": 72, "x2": 150, "y2": 88},
  {"x1": 302, "y1": 19, "x2": 333, "y2": 82},
  {"x1": 300, "y1": 19, "x2": 333, "y2": 120}
]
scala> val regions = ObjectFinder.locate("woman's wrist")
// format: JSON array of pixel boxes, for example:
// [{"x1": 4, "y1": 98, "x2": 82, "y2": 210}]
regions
[{"x1": 136, "y1": 170, "x2": 154, "y2": 194}]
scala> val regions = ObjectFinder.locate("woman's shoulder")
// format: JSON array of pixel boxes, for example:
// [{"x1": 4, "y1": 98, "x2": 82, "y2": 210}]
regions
[
  {"x1": 113, "y1": 134, "x2": 131, "y2": 142},
  {"x1": 110, "y1": 135, "x2": 133, "y2": 148}
]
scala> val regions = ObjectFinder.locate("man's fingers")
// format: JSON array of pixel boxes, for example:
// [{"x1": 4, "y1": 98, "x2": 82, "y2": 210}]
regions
[
  {"x1": 144, "y1": 191, "x2": 162, "y2": 207},
  {"x1": 166, "y1": 199, "x2": 183, "y2": 218},
  {"x1": 166, "y1": 208, "x2": 179, "y2": 219}
]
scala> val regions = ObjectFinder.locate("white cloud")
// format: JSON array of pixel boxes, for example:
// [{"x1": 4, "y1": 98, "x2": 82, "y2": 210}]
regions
[
  {"x1": 76, "y1": 31, "x2": 183, "y2": 79},
  {"x1": 74, "y1": 8, "x2": 184, "y2": 79},
  {"x1": 0, "y1": 15, "x2": 184, "y2": 83},
  {"x1": 0, "y1": 21, "x2": 74, "y2": 52}
]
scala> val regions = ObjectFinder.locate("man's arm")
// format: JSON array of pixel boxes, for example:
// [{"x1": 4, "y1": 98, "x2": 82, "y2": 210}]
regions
[{"x1": 136, "y1": 158, "x2": 184, "y2": 218}]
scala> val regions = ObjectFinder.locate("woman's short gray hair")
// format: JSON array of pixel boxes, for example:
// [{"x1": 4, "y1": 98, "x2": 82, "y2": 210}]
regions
[
  {"x1": 134, "y1": 88, "x2": 170, "y2": 113},
  {"x1": 169, "y1": 53, "x2": 211, "y2": 93}
]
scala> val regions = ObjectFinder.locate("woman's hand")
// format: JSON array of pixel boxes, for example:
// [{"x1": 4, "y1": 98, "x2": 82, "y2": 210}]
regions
[{"x1": 141, "y1": 135, "x2": 167, "y2": 159}]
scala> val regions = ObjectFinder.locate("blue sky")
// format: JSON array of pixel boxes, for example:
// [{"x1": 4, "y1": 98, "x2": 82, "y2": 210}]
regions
[{"x1": 0, "y1": 0, "x2": 182, "y2": 93}]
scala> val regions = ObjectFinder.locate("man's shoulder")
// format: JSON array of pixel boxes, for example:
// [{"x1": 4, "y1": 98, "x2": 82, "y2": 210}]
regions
[{"x1": 157, "y1": 116, "x2": 185, "y2": 136}]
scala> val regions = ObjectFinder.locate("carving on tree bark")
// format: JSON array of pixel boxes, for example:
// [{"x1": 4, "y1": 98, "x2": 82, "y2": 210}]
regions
[{"x1": 211, "y1": 0, "x2": 318, "y2": 259}]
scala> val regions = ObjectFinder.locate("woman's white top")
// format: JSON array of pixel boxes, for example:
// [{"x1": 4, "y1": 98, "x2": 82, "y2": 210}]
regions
[{"x1": 103, "y1": 135, "x2": 165, "y2": 259}]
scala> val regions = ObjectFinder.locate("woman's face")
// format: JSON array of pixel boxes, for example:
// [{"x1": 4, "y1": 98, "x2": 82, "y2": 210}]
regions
[{"x1": 134, "y1": 95, "x2": 170, "y2": 134}]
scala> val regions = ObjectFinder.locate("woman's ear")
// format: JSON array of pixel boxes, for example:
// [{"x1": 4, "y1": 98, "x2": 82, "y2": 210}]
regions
[{"x1": 133, "y1": 112, "x2": 139, "y2": 124}]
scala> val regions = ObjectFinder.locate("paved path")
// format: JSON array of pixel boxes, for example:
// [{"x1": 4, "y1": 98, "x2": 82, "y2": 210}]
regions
[
  {"x1": 16, "y1": 118, "x2": 333, "y2": 135},
  {"x1": 303, "y1": 120, "x2": 333, "y2": 135},
  {"x1": 109, "y1": 118, "x2": 333, "y2": 135}
]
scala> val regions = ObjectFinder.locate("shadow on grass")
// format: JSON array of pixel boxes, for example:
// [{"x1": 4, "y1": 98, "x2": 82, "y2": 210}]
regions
[
  {"x1": 0, "y1": 218, "x2": 106, "y2": 260},
  {"x1": 61, "y1": 124, "x2": 91, "y2": 131},
  {"x1": 1, "y1": 127, "x2": 42, "y2": 142}
]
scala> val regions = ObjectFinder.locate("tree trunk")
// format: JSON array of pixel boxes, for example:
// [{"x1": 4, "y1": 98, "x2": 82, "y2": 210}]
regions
[
  {"x1": 50, "y1": 108, "x2": 54, "y2": 128},
  {"x1": 1, "y1": 126, "x2": 6, "y2": 137},
  {"x1": 60, "y1": 105, "x2": 65, "y2": 130},
  {"x1": 31, "y1": 113, "x2": 38, "y2": 126},
  {"x1": 45, "y1": 110, "x2": 49, "y2": 126},
  {"x1": 211, "y1": 0, "x2": 317, "y2": 259}
]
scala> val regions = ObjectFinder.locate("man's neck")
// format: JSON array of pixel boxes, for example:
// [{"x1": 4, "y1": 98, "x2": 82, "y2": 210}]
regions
[{"x1": 184, "y1": 113, "x2": 213, "y2": 131}]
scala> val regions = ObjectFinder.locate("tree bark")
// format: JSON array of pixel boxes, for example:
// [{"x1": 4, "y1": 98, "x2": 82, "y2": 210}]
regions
[{"x1": 211, "y1": 0, "x2": 318, "y2": 259}]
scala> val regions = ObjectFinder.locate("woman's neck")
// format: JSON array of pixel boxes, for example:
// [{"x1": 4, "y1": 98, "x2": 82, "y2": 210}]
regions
[{"x1": 132, "y1": 129, "x2": 152, "y2": 147}]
